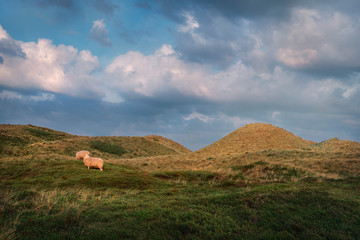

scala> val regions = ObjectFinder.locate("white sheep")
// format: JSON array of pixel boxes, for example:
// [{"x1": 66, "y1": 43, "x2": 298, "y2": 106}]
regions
[
  {"x1": 76, "y1": 150, "x2": 91, "y2": 161},
  {"x1": 83, "y1": 154, "x2": 104, "y2": 171}
]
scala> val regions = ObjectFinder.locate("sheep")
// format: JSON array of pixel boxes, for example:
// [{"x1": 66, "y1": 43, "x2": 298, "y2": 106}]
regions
[
  {"x1": 76, "y1": 150, "x2": 91, "y2": 161},
  {"x1": 83, "y1": 154, "x2": 104, "y2": 171}
]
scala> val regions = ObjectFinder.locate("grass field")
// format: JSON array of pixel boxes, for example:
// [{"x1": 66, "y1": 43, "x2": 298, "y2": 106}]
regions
[{"x1": 1, "y1": 124, "x2": 360, "y2": 239}]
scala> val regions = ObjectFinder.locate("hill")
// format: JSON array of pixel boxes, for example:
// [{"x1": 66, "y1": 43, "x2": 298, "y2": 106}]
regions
[
  {"x1": 196, "y1": 123, "x2": 315, "y2": 157},
  {"x1": 313, "y1": 137, "x2": 360, "y2": 153},
  {"x1": 0, "y1": 124, "x2": 191, "y2": 159},
  {"x1": 1, "y1": 123, "x2": 360, "y2": 239},
  {"x1": 115, "y1": 123, "x2": 360, "y2": 181}
]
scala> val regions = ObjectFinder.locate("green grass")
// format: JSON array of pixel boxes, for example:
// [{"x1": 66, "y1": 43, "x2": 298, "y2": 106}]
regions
[
  {"x1": 90, "y1": 140, "x2": 127, "y2": 157},
  {"x1": 23, "y1": 126, "x2": 67, "y2": 141},
  {"x1": 151, "y1": 171, "x2": 219, "y2": 182},
  {"x1": 1, "y1": 157, "x2": 360, "y2": 239},
  {"x1": 0, "y1": 134, "x2": 28, "y2": 156}
]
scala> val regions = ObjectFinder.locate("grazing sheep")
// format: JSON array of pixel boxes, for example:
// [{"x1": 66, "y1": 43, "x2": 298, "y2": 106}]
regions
[
  {"x1": 83, "y1": 154, "x2": 104, "y2": 171},
  {"x1": 76, "y1": 150, "x2": 91, "y2": 161}
]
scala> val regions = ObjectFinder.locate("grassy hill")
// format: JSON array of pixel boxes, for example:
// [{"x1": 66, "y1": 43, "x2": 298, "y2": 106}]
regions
[
  {"x1": 0, "y1": 124, "x2": 191, "y2": 159},
  {"x1": 1, "y1": 123, "x2": 360, "y2": 239},
  {"x1": 196, "y1": 123, "x2": 315, "y2": 156},
  {"x1": 116, "y1": 123, "x2": 360, "y2": 181}
]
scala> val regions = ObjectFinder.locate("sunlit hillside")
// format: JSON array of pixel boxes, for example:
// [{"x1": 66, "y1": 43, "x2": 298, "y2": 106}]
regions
[
  {"x1": 1, "y1": 123, "x2": 359, "y2": 239},
  {"x1": 114, "y1": 123, "x2": 360, "y2": 182},
  {"x1": 0, "y1": 124, "x2": 191, "y2": 160}
]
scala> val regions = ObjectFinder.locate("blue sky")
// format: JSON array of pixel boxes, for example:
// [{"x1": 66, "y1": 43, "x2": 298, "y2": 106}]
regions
[{"x1": 1, "y1": 0, "x2": 360, "y2": 150}]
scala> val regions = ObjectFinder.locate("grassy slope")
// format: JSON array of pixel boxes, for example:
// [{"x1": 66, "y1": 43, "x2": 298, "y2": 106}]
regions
[
  {"x1": 0, "y1": 124, "x2": 191, "y2": 159},
  {"x1": 1, "y1": 158, "x2": 359, "y2": 239},
  {"x1": 1, "y1": 124, "x2": 360, "y2": 239}
]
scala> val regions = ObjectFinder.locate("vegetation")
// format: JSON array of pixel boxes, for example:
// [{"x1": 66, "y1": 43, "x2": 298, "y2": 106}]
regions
[
  {"x1": 0, "y1": 124, "x2": 191, "y2": 159},
  {"x1": 1, "y1": 123, "x2": 360, "y2": 239},
  {"x1": 90, "y1": 140, "x2": 127, "y2": 157},
  {"x1": 23, "y1": 126, "x2": 68, "y2": 141},
  {"x1": 1, "y1": 158, "x2": 359, "y2": 239}
]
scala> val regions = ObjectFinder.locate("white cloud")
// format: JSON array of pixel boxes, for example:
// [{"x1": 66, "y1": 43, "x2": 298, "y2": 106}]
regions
[
  {"x1": 0, "y1": 90, "x2": 23, "y2": 100},
  {"x1": 0, "y1": 29, "x2": 102, "y2": 99},
  {"x1": 90, "y1": 19, "x2": 111, "y2": 47},
  {"x1": 272, "y1": 111, "x2": 280, "y2": 120},
  {"x1": 184, "y1": 112, "x2": 212, "y2": 123},
  {"x1": 104, "y1": 42, "x2": 360, "y2": 117},
  {"x1": 0, "y1": 90, "x2": 55, "y2": 102},
  {"x1": 274, "y1": 9, "x2": 360, "y2": 70},
  {"x1": 178, "y1": 12, "x2": 199, "y2": 33},
  {"x1": 105, "y1": 44, "x2": 212, "y2": 98},
  {"x1": 178, "y1": 12, "x2": 206, "y2": 45},
  {"x1": 183, "y1": 111, "x2": 256, "y2": 129},
  {"x1": 277, "y1": 48, "x2": 317, "y2": 68},
  {"x1": 102, "y1": 89, "x2": 125, "y2": 104},
  {"x1": 29, "y1": 93, "x2": 55, "y2": 102},
  {"x1": 0, "y1": 24, "x2": 359, "y2": 120}
]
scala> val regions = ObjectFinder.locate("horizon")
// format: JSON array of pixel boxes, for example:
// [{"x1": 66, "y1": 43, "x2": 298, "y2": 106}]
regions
[{"x1": 1, "y1": 0, "x2": 360, "y2": 151}]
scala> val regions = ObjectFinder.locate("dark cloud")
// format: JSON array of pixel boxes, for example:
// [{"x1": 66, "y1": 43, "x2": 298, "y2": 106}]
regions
[
  {"x1": 154, "y1": 0, "x2": 360, "y2": 22},
  {"x1": 0, "y1": 37, "x2": 26, "y2": 58},
  {"x1": 153, "y1": 0, "x2": 304, "y2": 22},
  {"x1": 0, "y1": 56, "x2": 3, "y2": 64},
  {"x1": 161, "y1": 0, "x2": 360, "y2": 73},
  {"x1": 135, "y1": 1, "x2": 151, "y2": 10},
  {"x1": 93, "y1": 0, "x2": 119, "y2": 16},
  {"x1": 119, "y1": 32, "x2": 137, "y2": 44},
  {"x1": 1, "y1": 84, "x2": 359, "y2": 151},
  {"x1": 37, "y1": 0, "x2": 76, "y2": 10},
  {"x1": 175, "y1": 13, "x2": 250, "y2": 68},
  {"x1": 33, "y1": 0, "x2": 81, "y2": 24},
  {"x1": 193, "y1": 0, "x2": 299, "y2": 20}
]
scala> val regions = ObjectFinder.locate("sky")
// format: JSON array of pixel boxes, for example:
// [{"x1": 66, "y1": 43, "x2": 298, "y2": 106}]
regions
[{"x1": 0, "y1": 0, "x2": 360, "y2": 150}]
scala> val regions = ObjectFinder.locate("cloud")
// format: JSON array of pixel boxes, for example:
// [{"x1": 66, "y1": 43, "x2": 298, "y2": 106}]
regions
[
  {"x1": 0, "y1": 90, "x2": 55, "y2": 102},
  {"x1": 0, "y1": 56, "x2": 3, "y2": 64},
  {"x1": 158, "y1": 2, "x2": 360, "y2": 74},
  {"x1": 105, "y1": 42, "x2": 358, "y2": 109},
  {"x1": 90, "y1": 19, "x2": 112, "y2": 47},
  {"x1": 0, "y1": 25, "x2": 26, "y2": 58},
  {"x1": 273, "y1": 9, "x2": 360, "y2": 75},
  {"x1": 0, "y1": 29, "x2": 102, "y2": 98},
  {"x1": 175, "y1": 12, "x2": 250, "y2": 68},
  {"x1": 0, "y1": 21, "x2": 359, "y2": 148},
  {"x1": 135, "y1": 1, "x2": 151, "y2": 10},
  {"x1": 272, "y1": 111, "x2": 281, "y2": 120},
  {"x1": 105, "y1": 44, "x2": 213, "y2": 99},
  {"x1": 93, "y1": 0, "x2": 119, "y2": 16},
  {"x1": 37, "y1": 0, "x2": 76, "y2": 9},
  {"x1": 1, "y1": 24, "x2": 358, "y2": 118},
  {"x1": 0, "y1": 90, "x2": 23, "y2": 100},
  {"x1": 178, "y1": 11, "x2": 200, "y2": 33},
  {"x1": 154, "y1": 0, "x2": 303, "y2": 23},
  {"x1": 29, "y1": 93, "x2": 56, "y2": 102},
  {"x1": 34, "y1": 0, "x2": 81, "y2": 24},
  {"x1": 184, "y1": 111, "x2": 212, "y2": 123}
]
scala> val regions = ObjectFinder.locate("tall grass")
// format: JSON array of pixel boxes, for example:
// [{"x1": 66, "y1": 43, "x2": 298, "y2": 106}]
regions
[{"x1": 1, "y1": 156, "x2": 360, "y2": 239}]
